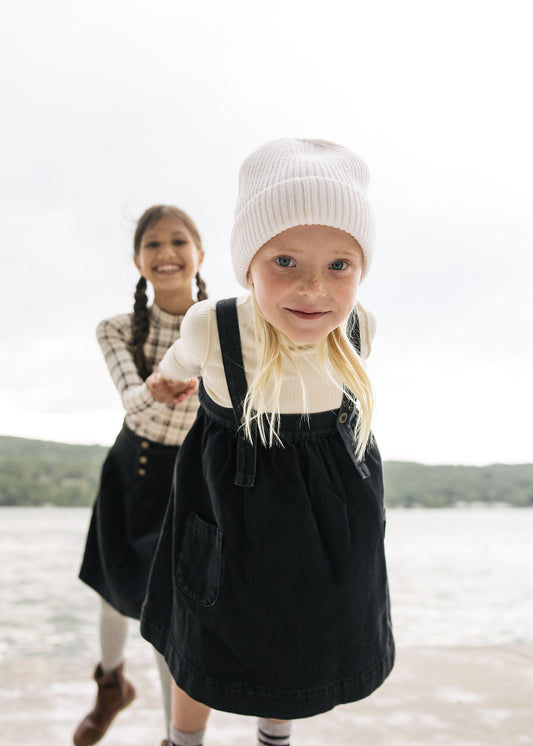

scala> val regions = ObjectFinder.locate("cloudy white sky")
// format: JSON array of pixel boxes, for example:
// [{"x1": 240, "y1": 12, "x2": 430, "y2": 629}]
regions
[{"x1": 1, "y1": 0, "x2": 531, "y2": 464}]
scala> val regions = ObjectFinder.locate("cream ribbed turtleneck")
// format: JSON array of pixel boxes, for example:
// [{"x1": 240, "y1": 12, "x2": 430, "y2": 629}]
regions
[{"x1": 158, "y1": 295, "x2": 376, "y2": 414}]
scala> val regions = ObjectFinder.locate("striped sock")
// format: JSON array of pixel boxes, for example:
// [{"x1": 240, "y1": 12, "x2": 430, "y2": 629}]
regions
[
  {"x1": 257, "y1": 718, "x2": 292, "y2": 746},
  {"x1": 170, "y1": 725, "x2": 206, "y2": 746}
]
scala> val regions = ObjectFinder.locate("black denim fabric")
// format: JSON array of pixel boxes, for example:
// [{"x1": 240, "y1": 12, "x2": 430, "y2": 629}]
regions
[
  {"x1": 141, "y1": 298, "x2": 394, "y2": 719},
  {"x1": 79, "y1": 424, "x2": 179, "y2": 619}
]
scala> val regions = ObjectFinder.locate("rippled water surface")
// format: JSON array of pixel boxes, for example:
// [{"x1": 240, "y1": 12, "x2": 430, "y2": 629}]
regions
[{"x1": 1, "y1": 506, "x2": 532, "y2": 659}]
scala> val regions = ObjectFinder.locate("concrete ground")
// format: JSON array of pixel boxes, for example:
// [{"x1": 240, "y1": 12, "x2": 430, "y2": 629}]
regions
[{"x1": 1, "y1": 645, "x2": 532, "y2": 745}]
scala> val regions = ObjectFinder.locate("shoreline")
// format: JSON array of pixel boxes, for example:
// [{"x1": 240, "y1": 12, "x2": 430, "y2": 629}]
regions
[{"x1": 2, "y1": 645, "x2": 532, "y2": 745}]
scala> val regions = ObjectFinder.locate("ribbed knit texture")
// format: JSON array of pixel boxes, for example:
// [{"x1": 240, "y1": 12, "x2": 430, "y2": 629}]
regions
[{"x1": 231, "y1": 138, "x2": 375, "y2": 287}]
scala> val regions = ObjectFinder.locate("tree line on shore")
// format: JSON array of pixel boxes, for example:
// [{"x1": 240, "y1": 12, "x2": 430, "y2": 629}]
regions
[{"x1": 1, "y1": 435, "x2": 532, "y2": 508}]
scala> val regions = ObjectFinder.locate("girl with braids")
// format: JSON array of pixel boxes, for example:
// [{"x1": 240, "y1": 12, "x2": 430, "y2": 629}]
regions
[
  {"x1": 74, "y1": 205, "x2": 207, "y2": 746},
  {"x1": 140, "y1": 140, "x2": 394, "y2": 746}
]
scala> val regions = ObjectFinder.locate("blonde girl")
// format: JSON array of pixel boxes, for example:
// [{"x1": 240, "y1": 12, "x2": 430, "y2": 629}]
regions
[
  {"x1": 141, "y1": 140, "x2": 394, "y2": 746},
  {"x1": 74, "y1": 205, "x2": 206, "y2": 746}
]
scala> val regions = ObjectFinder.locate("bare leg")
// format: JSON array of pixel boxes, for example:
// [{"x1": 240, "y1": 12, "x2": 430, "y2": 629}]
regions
[{"x1": 172, "y1": 680, "x2": 211, "y2": 732}]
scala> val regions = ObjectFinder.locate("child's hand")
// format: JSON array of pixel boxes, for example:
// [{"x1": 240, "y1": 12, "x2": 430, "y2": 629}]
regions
[
  {"x1": 171, "y1": 376, "x2": 199, "y2": 404},
  {"x1": 146, "y1": 371, "x2": 199, "y2": 405}
]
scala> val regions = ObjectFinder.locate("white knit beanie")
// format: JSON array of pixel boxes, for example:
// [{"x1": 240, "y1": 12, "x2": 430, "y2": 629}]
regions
[{"x1": 231, "y1": 138, "x2": 375, "y2": 288}]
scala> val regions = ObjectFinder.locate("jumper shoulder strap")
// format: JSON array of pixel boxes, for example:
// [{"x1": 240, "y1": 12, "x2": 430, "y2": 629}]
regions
[
  {"x1": 215, "y1": 297, "x2": 248, "y2": 421},
  {"x1": 215, "y1": 297, "x2": 257, "y2": 488},
  {"x1": 215, "y1": 297, "x2": 367, "y2": 482},
  {"x1": 339, "y1": 306, "x2": 370, "y2": 478}
]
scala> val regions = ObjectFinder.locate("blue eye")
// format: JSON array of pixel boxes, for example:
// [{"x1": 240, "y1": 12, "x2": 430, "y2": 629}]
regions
[
  {"x1": 330, "y1": 260, "x2": 347, "y2": 271},
  {"x1": 276, "y1": 256, "x2": 294, "y2": 267}
]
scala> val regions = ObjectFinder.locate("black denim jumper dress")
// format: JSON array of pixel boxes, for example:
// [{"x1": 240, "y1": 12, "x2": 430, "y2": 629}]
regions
[
  {"x1": 141, "y1": 298, "x2": 394, "y2": 719},
  {"x1": 79, "y1": 425, "x2": 179, "y2": 619}
]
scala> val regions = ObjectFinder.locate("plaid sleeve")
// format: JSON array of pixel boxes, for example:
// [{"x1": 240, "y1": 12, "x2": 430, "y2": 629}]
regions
[{"x1": 96, "y1": 315, "x2": 166, "y2": 417}]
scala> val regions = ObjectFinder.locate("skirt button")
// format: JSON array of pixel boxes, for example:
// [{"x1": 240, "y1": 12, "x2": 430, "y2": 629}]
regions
[
  {"x1": 140, "y1": 440, "x2": 150, "y2": 449},
  {"x1": 138, "y1": 468, "x2": 147, "y2": 476}
]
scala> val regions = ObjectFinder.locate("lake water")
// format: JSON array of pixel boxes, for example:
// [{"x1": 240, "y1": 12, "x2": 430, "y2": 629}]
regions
[{"x1": 1, "y1": 506, "x2": 532, "y2": 661}]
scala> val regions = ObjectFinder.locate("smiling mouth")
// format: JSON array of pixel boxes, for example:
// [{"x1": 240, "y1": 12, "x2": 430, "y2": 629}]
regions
[
  {"x1": 288, "y1": 309, "x2": 328, "y2": 320},
  {"x1": 153, "y1": 264, "x2": 183, "y2": 274}
]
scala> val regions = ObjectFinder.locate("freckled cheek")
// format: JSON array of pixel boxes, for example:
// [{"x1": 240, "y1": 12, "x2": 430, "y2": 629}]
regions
[
  {"x1": 255, "y1": 271, "x2": 285, "y2": 297},
  {"x1": 336, "y1": 276, "x2": 359, "y2": 297}
]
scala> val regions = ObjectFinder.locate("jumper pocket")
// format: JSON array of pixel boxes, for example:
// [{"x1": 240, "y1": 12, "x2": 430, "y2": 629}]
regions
[{"x1": 176, "y1": 513, "x2": 223, "y2": 607}]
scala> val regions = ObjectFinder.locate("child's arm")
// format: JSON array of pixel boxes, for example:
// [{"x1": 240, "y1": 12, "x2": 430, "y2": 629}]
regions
[
  {"x1": 97, "y1": 314, "x2": 199, "y2": 416},
  {"x1": 144, "y1": 299, "x2": 211, "y2": 403},
  {"x1": 97, "y1": 315, "x2": 165, "y2": 415},
  {"x1": 145, "y1": 370, "x2": 198, "y2": 405}
]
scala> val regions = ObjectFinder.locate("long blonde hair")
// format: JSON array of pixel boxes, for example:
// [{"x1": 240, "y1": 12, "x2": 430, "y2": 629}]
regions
[{"x1": 242, "y1": 290, "x2": 374, "y2": 460}]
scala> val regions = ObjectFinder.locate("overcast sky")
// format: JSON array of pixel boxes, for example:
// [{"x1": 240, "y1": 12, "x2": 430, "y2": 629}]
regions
[{"x1": 1, "y1": 0, "x2": 531, "y2": 464}]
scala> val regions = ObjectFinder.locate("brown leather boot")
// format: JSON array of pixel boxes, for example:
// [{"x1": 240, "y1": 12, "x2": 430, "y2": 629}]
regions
[{"x1": 73, "y1": 662, "x2": 136, "y2": 745}]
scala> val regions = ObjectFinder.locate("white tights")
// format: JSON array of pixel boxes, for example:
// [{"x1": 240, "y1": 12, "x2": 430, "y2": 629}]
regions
[{"x1": 99, "y1": 597, "x2": 172, "y2": 733}]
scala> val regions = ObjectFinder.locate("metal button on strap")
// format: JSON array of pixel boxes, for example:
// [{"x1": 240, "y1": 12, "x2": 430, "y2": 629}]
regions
[
  {"x1": 338, "y1": 412, "x2": 348, "y2": 424},
  {"x1": 138, "y1": 468, "x2": 147, "y2": 476},
  {"x1": 140, "y1": 441, "x2": 149, "y2": 449}
]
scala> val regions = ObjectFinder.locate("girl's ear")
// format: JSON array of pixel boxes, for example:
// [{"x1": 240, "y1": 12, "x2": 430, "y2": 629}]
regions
[
  {"x1": 133, "y1": 254, "x2": 142, "y2": 273},
  {"x1": 197, "y1": 249, "x2": 205, "y2": 269}
]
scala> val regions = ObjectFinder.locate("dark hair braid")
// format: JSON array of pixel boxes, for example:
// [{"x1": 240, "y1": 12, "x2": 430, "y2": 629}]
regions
[
  {"x1": 196, "y1": 272, "x2": 208, "y2": 301},
  {"x1": 131, "y1": 276, "x2": 152, "y2": 380}
]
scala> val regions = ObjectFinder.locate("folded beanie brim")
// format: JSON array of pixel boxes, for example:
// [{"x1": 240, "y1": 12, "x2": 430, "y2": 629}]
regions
[{"x1": 231, "y1": 176, "x2": 375, "y2": 287}]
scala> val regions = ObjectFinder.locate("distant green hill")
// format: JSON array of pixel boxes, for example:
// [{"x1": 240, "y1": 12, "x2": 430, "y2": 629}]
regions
[
  {"x1": 0, "y1": 435, "x2": 532, "y2": 508},
  {"x1": 383, "y1": 461, "x2": 533, "y2": 508},
  {"x1": 0, "y1": 436, "x2": 107, "y2": 507}
]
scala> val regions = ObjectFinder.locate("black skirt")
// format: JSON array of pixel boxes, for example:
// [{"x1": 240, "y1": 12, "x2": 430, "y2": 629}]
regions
[
  {"x1": 79, "y1": 424, "x2": 179, "y2": 619},
  {"x1": 140, "y1": 299, "x2": 394, "y2": 719}
]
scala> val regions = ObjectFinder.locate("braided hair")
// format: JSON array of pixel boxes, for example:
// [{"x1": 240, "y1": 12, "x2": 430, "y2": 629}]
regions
[
  {"x1": 195, "y1": 272, "x2": 208, "y2": 301},
  {"x1": 131, "y1": 205, "x2": 207, "y2": 380}
]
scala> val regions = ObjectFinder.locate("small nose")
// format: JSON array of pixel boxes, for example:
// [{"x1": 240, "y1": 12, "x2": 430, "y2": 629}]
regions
[
  {"x1": 159, "y1": 240, "x2": 175, "y2": 256},
  {"x1": 297, "y1": 271, "x2": 326, "y2": 296}
]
